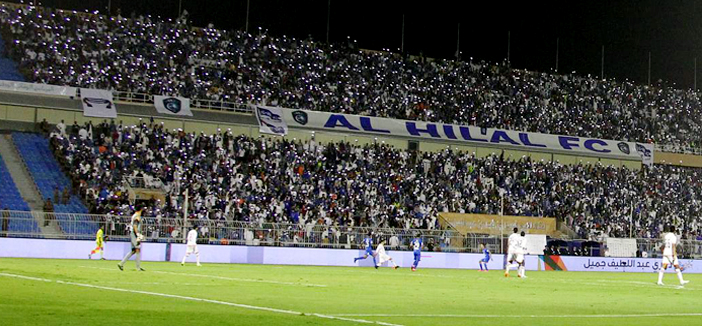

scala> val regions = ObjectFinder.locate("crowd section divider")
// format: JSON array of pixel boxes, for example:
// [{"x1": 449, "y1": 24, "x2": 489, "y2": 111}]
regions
[
  {"x1": 4, "y1": 88, "x2": 701, "y2": 167},
  {"x1": 0, "y1": 90, "x2": 656, "y2": 169}
]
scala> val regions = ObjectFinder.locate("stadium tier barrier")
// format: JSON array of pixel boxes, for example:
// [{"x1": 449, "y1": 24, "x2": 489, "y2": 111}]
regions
[
  {"x1": 1, "y1": 211, "x2": 701, "y2": 259},
  {"x1": 1, "y1": 238, "x2": 700, "y2": 273},
  {"x1": 0, "y1": 79, "x2": 688, "y2": 157},
  {"x1": 113, "y1": 90, "x2": 253, "y2": 113}
]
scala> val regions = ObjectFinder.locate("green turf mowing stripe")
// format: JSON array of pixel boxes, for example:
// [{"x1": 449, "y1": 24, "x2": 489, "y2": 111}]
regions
[
  {"x1": 331, "y1": 313, "x2": 702, "y2": 318},
  {"x1": 0, "y1": 272, "x2": 401, "y2": 326},
  {"x1": 79, "y1": 265, "x2": 328, "y2": 287}
]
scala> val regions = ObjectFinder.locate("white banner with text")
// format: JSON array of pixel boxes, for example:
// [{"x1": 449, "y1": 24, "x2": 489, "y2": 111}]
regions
[
  {"x1": 281, "y1": 108, "x2": 654, "y2": 164},
  {"x1": 80, "y1": 88, "x2": 117, "y2": 118},
  {"x1": 0, "y1": 80, "x2": 77, "y2": 97},
  {"x1": 539, "y1": 255, "x2": 701, "y2": 273}
]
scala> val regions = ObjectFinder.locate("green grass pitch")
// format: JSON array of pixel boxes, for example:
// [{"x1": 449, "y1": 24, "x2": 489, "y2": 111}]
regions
[{"x1": 0, "y1": 258, "x2": 701, "y2": 325}]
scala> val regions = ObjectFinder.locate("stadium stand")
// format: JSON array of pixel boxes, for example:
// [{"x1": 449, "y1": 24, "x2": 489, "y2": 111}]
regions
[
  {"x1": 47, "y1": 122, "x2": 702, "y2": 240},
  {"x1": 0, "y1": 3, "x2": 702, "y2": 243},
  {"x1": 0, "y1": 3, "x2": 700, "y2": 152}
]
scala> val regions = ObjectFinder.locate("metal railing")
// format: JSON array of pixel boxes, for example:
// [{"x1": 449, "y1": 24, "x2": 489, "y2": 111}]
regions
[
  {"x1": 653, "y1": 143, "x2": 702, "y2": 156},
  {"x1": 0, "y1": 210, "x2": 497, "y2": 252},
  {"x1": 112, "y1": 91, "x2": 253, "y2": 114},
  {"x1": 124, "y1": 176, "x2": 164, "y2": 190},
  {"x1": 546, "y1": 238, "x2": 702, "y2": 259},
  {"x1": 2, "y1": 210, "x2": 702, "y2": 258},
  {"x1": 634, "y1": 238, "x2": 702, "y2": 259}
]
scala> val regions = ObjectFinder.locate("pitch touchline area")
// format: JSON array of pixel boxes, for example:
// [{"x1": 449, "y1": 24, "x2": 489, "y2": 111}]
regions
[
  {"x1": 526, "y1": 277, "x2": 696, "y2": 291},
  {"x1": 151, "y1": 270, "x2": 330, "y2": 288},
  {"x1": 78, "y1": 265, "x2": 328, "y2": 288},
  {"x1": 100, "y1": 281, "x2": 212, "y2": 286},
  {"x1": 332, "y1": 313, "x2": 702, "y2": 318},
  {"x1": 0, "y1": 272, "x2": 401, "y2": 326}
]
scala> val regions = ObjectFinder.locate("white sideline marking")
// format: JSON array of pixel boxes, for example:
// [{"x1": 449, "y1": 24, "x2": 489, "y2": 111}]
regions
[
  {"x1": 79, "y1": 266, "x2": 327, "y2": 288},
  {"x1": 0, "y1": 272, "x2": 401, "y2": 326},
  {"x1": 332, "y1": 313, "x2": 702, "y2": 318},
  {"x1": 102, "y1": 282, "x2": 211, "y2": 286}
]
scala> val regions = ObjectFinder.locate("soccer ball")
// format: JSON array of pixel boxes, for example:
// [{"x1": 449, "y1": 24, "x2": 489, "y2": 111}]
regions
[{"x1": 137, "y1": 234, "x2": 145, "y2": 242}]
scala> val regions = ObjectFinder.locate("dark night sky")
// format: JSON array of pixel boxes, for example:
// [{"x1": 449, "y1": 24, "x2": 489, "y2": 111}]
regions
[{"x1": 18, "y1": 0, "x2": 702, "y2": 89}]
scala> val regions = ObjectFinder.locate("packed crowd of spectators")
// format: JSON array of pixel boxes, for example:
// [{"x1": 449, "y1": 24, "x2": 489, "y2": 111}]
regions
[
  {"x1": 46, "y1": 120, "x2": 702, "y2": 241},
  {"x1": 2, "y1": 4, "x2": 702, "y2": 151},
  {"x1": 3, "y1": 3, "x2": 702, "y2": 246}
]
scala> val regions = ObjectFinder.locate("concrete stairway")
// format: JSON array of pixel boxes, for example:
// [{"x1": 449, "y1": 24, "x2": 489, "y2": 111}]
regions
[
  {"x1": 557, "y1": 222, "x2": 578, "y2": 239},
  {"x1": 0, "y1": 134, "x2": 61, "y2": 235}
]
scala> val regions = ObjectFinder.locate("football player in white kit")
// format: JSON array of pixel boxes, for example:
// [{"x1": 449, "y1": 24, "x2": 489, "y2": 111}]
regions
[
  {"x1": 374, "y1": 240, "x2": 399, "y2": 269},
  {"x1": 657, "y1": 226, "x2": 689, "y2": 286},
  {"x1": 505, "y1": 228, "x2": 520, "y2": 277},
  {"x1": 181, "y1": 226, "x2": 201, "y2": 266},
  {"x1": 517, "y1": 231, "x2": 527, "y2": 278}
]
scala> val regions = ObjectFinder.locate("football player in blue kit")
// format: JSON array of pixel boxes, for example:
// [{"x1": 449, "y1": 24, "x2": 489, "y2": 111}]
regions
[{"x1": 354, "y1": 231, "x2": 378, "y2": 268}]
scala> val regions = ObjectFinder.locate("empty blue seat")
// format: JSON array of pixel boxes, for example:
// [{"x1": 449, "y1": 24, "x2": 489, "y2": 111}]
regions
[
  {"x1": 11, "y1": 133, "x2": 90, "y2": 233},
  {"x1": 0, "y1": 153, "x2": 30, "y2": 212}
]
